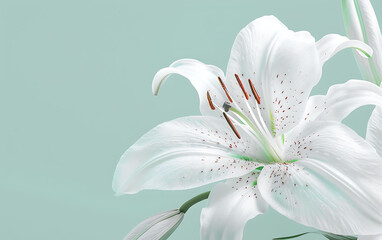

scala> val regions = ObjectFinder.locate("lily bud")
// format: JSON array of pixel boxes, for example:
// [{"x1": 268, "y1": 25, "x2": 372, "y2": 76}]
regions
[
  {"x1": 124, "y1": 209, "x2": 184, "y2": 240},
  {"x1": 342, "y1": 0, "x2": 382, "y2": 85}
]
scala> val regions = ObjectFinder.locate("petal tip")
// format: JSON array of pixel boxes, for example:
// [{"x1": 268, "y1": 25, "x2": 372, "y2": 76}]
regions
[
  {"x1": 112, "y1": 182, "x2": 137, "y2": 196},
  {"x1": 112, "y1": 170, "x2": 129, "y2": 195},
  {"x1": 152, "y1": 71, "x2": 163, "y2": 96},
  {"x1": 114, "y1": 191, "x2": 124, "y2": 197},
  {"x1": 112, "y1": 181, "x2": 124, "y2": 196},
  {"x1": 356, "y1": 43, "x2": 373, "y2": 58},
  {"x1": 152, "y1": 67, "x2": 174, "y2": 96}
]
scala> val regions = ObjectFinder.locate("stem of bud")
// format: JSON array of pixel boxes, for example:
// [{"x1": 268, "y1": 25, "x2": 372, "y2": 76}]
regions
[{"x1": 179, "y1": 191, "x2": 211, "y2": 213}]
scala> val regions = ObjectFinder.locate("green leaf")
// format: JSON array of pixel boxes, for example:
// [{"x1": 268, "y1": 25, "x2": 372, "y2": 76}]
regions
[
  {"x1": 273, "y1": 231, "x2": 357, "y2": 240},
  {"x1": 273, "y1": 232, "x2": 312, "y2": 239},
  {"x1": 320, "y1": 232, "x2": 357, "y2": 240}
]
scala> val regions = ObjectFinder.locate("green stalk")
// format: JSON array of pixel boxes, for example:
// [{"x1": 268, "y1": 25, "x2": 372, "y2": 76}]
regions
[{"x1": 179, "y1": 191, "x2": 210, "y2": 213}]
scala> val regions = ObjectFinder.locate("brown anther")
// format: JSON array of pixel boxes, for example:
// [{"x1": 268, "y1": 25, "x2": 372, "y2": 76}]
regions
[
  {"x1": 223, "y1": 112, "x2": 241, "y2": 139},
  {"x1": 206, "y1": 91, "x2": 215, "y2": 110},
  {"x1": 248, "y1": 79, "x2": 261, "y2": 104},
  {"x1": 218, "y1": 77, "x2": 233, "y2": 103},
  {"x1": 234, "y1": 74, "x2": 249, "y2": 100}
]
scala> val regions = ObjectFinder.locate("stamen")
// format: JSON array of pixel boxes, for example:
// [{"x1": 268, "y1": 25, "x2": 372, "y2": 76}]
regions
[
  {"x1": 226, "y1": 103, "x2": 283, "y2": 163},
  {"x1": 206, "y1": 91, "x2": 215, "y2": 110},
  {"x1": 218, "y1": 77, "x2": 233, "y2": 103},
  {"x1": 234, "y1": 74, "x2": 249, "y2": 100},
  {"x1": 223, "y1": 112, "x2": 241, "y2": 139},
  {"x1": 248, "y1": 79, "x2": 261, "y2": 104}
]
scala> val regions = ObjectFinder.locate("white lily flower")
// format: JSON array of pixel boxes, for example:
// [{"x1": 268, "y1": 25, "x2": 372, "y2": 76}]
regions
[
  {"x1": 342, "y1": 1, "x2": 382, "y2": 239},
  {"x1": 123, "y1": 209, "x2": 184, "y2": 240},
  {"x1": 113, "y1": 16, "x2": 382, "y2": 239}
]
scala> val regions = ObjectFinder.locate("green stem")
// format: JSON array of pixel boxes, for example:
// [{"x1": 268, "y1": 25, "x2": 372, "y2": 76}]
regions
[{"x1": 179, "y1": 191, "x2": 210, "y2": 213}]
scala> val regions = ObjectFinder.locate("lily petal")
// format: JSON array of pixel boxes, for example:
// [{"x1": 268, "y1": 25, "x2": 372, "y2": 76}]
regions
[
  {"x1": 153, "y1": 59, "x2": 227, "y2": 116},
  {"x1": 225, "y1": 15, "x2": 322, "y2": 136},
  {"x1": 359, "y1": 235, "x2": 382, "y2": 240},
  {"x1": 342, "y1": 0, "x2": 382, "y2": 85},
  {"x1": 366, "y1": 106, "x2": 382, "y2": 157},
  {"x1": 200, "y1": 172, "x2": 268, "y2": 240},
  {"x1": 302, "y1": 80, "x2": 382, "y2": 123},
  {"x1": 258, "y1": 121, "x2": 382, "y2": 235},
  {"x1": 113, "y1": 116, "x2": 263, "y2": 194},
  {"x1": 316, "y1": 34, "x2": 372, "y2": 65}
]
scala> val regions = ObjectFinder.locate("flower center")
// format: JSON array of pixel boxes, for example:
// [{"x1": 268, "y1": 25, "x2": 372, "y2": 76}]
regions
[
  {"x1": 224, "y1": 101, "x2": 283, "y2": 163},
  {"x1": 207, "y1": 74, "x2": 284, "y2": 163}
]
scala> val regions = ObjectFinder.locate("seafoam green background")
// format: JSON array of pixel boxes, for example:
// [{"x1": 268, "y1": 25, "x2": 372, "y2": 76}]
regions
[{"x1": 1, "y1": 0, "x2": 381, "y2": 239}]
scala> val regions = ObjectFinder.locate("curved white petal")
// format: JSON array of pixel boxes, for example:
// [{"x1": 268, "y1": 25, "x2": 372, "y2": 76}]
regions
[
  {"x1": 258, "y1": 121, "x2": 382, "y2": 235},
  {"x1": 225, "y1": 15, "x2": 322, "y2": 136},
  {"x1": 316, "y1": 34, "x2": 372, "y2": 65},
  {"x1": 301, "y1": 80, "x2": 382, "y2": 123},
  {"x1": 366, "y1": 106, "x2": 382, "y2": 157},
  {"x1": 124, "y1": 209, "x2": 183, "y2": 240},
  {"x1": 342, "y1": 0, "x2": 382, "y2": 85},
  {"x1": 153, "y1": 59, "x2": 227, "y2": 117},
  {"x1": 113, "y1": 116, "x2": 264, "y2": 194},
  {"x1": 200, "y1": 172, "x2": 268, "y2": 240},
  {"x1": 359, "y1": 235, "x2": 382, "y2": 240}
]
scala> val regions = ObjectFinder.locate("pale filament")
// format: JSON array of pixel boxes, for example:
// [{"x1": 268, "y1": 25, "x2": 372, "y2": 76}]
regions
[
  {"x1": 207, "y1": 75, "x2": 284, "y2": 163},
  {"x1": 232, "y1": 75, "x2": 283, "y2": 157},
  {"x1": 212, "y1": 102, "x2": 276, "y2": 162}
]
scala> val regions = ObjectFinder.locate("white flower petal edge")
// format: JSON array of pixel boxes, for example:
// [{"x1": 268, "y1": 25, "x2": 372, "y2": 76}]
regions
[
  {"x1": 258, "y1": 121, "x2": 382, "y2": 235},
  {"x1": 200, "y1": 172, "x2": 268, "y2": 240},
  {"x1": 153, "y1": 59, "x2": 226, "y2": 117},
  {"x1": 302, "y1": 80, "x2": 382, "y2": 123},
  {"x1": 112, "y1": 116, "x2": 264, "y2": 194},
  {"x1": 316, "y1": 33, "x2": 372, "y2": 65},
  {"x1": 366, "y1": 106, "x2": 382, "y2": 157},
  {"x1": 342, "y1": 0, "x2": 382, "y2": 85},
  {"x1": 124, "y1": 209, "x2": 183, "y2": 240},
  {"x1": 342, "y1": 1, "x2": 382, "y2": 237},
  {"x1": 153, "y1": 16, "x2": 371, "y2": 136},
  {"x1": 225, "y1": 15, "x2": 321, "y2": 136},
  {"x1": 359, "y1": 235, "x2": 382, "y2": 240}
]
